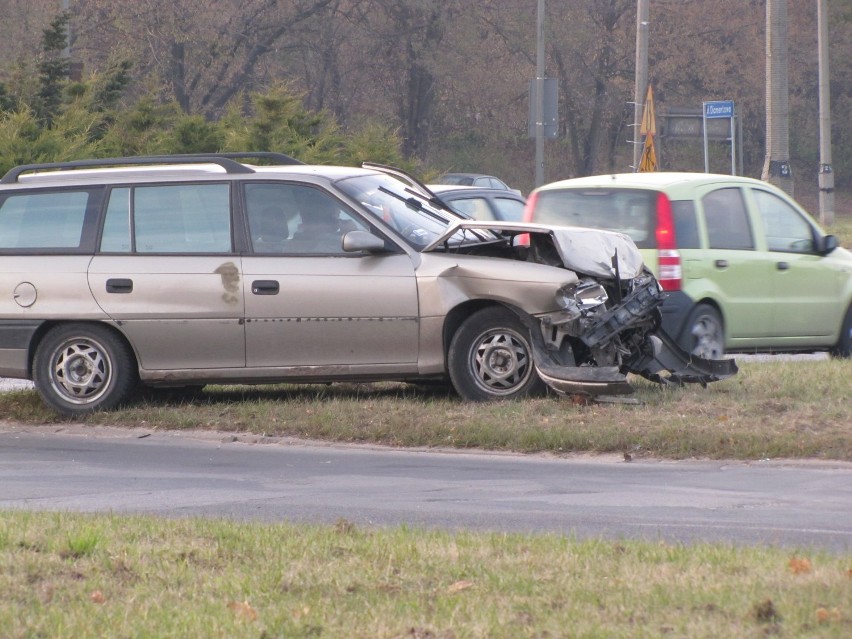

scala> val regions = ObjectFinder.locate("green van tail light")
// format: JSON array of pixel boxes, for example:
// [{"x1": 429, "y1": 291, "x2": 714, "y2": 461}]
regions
[
  {"x1": 517, "y1": 190, "x2": 539, "y2": 245},
  {"x1": 655, "y1": 192, "x2": 682, "y2": 291}
]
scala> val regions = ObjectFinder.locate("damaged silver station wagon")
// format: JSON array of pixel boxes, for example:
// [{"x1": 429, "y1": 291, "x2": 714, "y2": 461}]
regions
[{"x1": 0, "y1": 154, "x2": 736, "y2": 415}]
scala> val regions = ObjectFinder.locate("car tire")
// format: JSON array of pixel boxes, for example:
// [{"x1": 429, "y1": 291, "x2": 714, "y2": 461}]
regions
[
  {"x1": 448, "y1": 306, "x2": 545, "y2": 401},
  {"x1": 829, "y1": 305, "x2": 852, "y2": 358},
  {"x1": 679, "y1": 304, "x2": 725, "y2": 360},
  {"x1": 33, "y1": 323, "x2": 138, "y2": 416}
]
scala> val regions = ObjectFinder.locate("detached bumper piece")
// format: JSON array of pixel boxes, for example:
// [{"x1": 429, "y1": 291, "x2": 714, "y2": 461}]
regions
[
  {"x1": 531, "y1": 276, "x2": 737, "y2": 398},
  {"x1": 534, "y1": 359, "x2": 634, "y2": 397},
  {"x1": 624, "y1": 329, "x2": 738, "y2": 386}
]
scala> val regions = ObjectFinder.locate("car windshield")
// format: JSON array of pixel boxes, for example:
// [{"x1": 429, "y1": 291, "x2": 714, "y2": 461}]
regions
[{"x1": 336, "y1": 173, "x2": 475, "y2": 249}]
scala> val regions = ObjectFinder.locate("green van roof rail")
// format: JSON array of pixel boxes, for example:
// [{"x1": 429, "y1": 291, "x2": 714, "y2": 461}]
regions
[{"x1": 0, "y1": 152, "x2": 302, "y2": 184}]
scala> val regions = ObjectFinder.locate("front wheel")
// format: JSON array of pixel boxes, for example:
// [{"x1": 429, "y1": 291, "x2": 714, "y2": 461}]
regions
[
  {"x1": 829, "y1": 305, "x2": 852, "y2": 358},
  {"x1": 33, "y1": 324, "x2": 138, "y2": 416},
  {"x1": 679, "y1": 304, "x2": 725, "y2": 360},
  {"x1": 448, "y1": 307, "x2": 545, "y2": 401}
]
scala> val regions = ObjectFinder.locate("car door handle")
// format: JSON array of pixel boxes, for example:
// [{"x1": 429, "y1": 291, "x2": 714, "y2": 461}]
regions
[
  {"x1": 251, "y1": 280, "x2": 279, "y2": 295},
  {"x1": 105, "y1": 278, "x2": 133, "y2": 294},
  {"x1": 776, "y1": 261, "x2": 789, "y2": 271},
  {"x1": 714, "y1": 259, "x2": 728, "y2": 269}
]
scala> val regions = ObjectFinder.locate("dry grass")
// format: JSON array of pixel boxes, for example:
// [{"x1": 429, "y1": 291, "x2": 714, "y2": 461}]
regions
[{"x1": 2, "y1": 358, "x2": 850, "y2": 461}]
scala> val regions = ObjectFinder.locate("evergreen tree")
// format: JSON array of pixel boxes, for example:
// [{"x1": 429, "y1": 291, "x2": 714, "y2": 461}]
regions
[{"x1": 36, "y1": 12, "x2": 71, "y2": 125}]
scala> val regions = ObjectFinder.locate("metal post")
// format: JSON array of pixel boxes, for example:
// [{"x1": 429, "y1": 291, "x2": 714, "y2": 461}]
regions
[
  {"x1": 535, "y1": 0, "x2": 545, "y2": 187},
  {"x1": 817, "y1": 0, "x2": 834, "y2": 225},
  {"x1": 633, "y1": 0, "x2": 649, "y2": 171}
]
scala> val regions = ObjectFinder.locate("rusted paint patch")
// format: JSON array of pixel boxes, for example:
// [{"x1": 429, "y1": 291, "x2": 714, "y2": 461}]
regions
[{"x1": 215, "y1": 262, "x2": 240, "y2": 305}]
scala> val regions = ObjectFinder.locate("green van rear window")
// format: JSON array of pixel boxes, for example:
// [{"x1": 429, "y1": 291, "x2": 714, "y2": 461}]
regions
[{"x1": 534, "y1": 189, "x2": 656, "y2": 248}]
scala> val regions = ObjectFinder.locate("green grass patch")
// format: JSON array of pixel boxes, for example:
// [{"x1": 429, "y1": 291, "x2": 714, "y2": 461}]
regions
[
  {"x1": 2, "y1": 359, "x2": 850, "y2": 461},
  {"x1": 2, "y1": 511, "x2": 849, "y2": 638}
]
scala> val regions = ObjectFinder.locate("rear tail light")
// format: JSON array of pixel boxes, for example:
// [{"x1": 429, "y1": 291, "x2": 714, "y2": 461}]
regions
[
  {"x1": 517, "y1": 191, "x2": 540, "y2": 246},
  {"x1": 522, "y1": 191, "x2": 538, "y2": 222},
  {"x1": 654, "y1": 193, "x2": 682, "y2": 291}
]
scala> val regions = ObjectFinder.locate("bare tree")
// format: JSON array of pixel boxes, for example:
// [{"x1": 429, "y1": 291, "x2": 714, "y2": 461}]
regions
[{"x1": 73, "y1": 0, "x2": 334, "y2": 116}]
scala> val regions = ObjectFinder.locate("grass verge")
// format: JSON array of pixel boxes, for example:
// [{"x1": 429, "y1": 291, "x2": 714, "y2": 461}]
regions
[
  {"x1": 2, "y1": 511, "x2": 849, "y2": 638},
  {"x1": 2, "y1": 359, "x2": 850, "y2": 461}
]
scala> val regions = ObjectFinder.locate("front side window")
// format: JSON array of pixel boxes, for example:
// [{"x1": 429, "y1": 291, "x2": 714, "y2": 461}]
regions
[
  {"x1": 703, "y1": 187, "x2": 754, "y2": 250},
  {"x1": 101, "y1": 183, "x2": 231, "y2": 254},
  {"x1": 752, "y1": 189, "x2": 816, "y2": 253},
  {"x1": 0, "y1": 190, "x2": 95, "y2": 250},
  {"x1": 245, "y1": 183, "x2": 369, "y2": 255},
  {"x1": 337, "y1": 173, "x2": 475, "y2": 249}
]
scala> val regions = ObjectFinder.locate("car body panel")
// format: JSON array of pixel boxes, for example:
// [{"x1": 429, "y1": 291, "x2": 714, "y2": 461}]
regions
[
  {"x1": 424, "y1": 221, "x2": 645, "y2": 281},
  {"x1": 242, "y1": 253, "x2": 420, "y2": 367},
  {"x1": 0, "y1": 256, "x2": 106, "y2": 377},
  {"x1": 88, "y1": 255, "x2": 246, "y2": 370}
]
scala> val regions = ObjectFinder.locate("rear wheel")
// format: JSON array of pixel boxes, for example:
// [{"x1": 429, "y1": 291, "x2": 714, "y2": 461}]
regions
[
  {"x1": 829, "y1": 305, "x2": 852, "y2": 358},
  {"x1": 33, "y1": 324, "x2": 138, "y2": 416},
  {"x1": 448, "y1": 307, "x2": 545, "y2": 401},
  {"x1": 679, "y1": 304, "x2": 725, "y2": 360}
]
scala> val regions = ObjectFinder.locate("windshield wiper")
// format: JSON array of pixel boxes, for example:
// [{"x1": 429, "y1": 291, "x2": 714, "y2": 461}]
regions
[{"x1": 377, "y1": 186, "x2": 449, "y2": 224}]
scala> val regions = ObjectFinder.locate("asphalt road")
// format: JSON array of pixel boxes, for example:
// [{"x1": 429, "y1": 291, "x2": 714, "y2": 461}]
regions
[{"x1": 1, "y1": 424, "x2": 850, "y2": 552}]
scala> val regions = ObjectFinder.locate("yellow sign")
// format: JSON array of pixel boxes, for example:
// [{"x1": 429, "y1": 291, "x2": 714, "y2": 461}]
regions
[{"x1": 639, "y1": 85, "x2": 656, "y2": 136}]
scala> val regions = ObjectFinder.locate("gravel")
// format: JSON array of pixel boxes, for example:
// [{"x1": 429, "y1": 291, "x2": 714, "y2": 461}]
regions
[{"x1": 0, "y1": 378, "x2": 34, "y2": 392}]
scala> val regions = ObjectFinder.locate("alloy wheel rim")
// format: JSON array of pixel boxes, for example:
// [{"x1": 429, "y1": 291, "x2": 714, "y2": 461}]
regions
[
  {"x1": 471, "y1": 329, "x2": 532, "y2": 395},
  {"x1": 50, "y1": 339, "x2": 111, "y2": 405}
]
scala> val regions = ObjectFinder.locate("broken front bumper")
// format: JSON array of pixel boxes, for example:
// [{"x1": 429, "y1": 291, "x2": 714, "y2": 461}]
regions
[
  {"x1": 530, "y1": 276, "x2": 738, "y2": 397},
  {"x1": 533, "y1": 329, "x2": 738, "y2": 397}
]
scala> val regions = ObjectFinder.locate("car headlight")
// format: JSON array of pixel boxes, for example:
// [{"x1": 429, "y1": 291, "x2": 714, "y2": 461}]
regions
[{"x1": 556, "y1": 280, "x2": 609, "y2": 313}]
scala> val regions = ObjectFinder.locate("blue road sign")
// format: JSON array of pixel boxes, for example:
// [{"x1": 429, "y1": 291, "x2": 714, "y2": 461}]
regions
[{"x1": 704, "y1": 100, "x2": 734, "y2": 119}]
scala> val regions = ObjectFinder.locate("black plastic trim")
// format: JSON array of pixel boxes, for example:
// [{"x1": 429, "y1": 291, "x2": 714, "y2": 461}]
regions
[{"x1": 0, "y1": 320, "x2": 42, "y2": 349}]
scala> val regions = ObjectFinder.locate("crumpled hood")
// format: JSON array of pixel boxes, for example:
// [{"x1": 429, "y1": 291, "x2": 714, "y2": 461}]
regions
[{"x1": 422, "y1": 221, "x2": 645, "y2": 279}]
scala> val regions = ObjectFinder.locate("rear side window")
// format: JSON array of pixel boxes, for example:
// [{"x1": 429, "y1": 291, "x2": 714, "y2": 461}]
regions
[
  {"x1": 101, "y1": 183, "x2": 232, "y2": 253},
  {"x1": 445, "y1": 197, "x2": 494, "y2": 221},
  {"x1": 493, "y1": 197, "x2": 525, "y2": 221},
  {"x1": 533, "y1": 189, "x2": 656, "y2": 248},
  {"x1": 0, "y1": 189, "x2": 99, "y2": 252},
  {"x1": 703, "y1": 188, "x2": 754, "y2": 250},
  {"x1": 671, "y1": 200, "x2": 700, "y2": 249}
]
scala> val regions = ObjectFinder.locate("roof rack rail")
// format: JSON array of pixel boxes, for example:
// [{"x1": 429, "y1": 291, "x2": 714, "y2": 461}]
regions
[
  {"x1": 0, "y1": 152, "x2": 301, "y2": 184},
  {"x1": 199, "y1": 152, "x2": 303, "y2": 165}
]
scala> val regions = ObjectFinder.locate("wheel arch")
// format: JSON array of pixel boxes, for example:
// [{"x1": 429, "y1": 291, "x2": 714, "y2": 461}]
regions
[
  {"x1": 27, "y1": 320, "x2": 139, "y2": 378},
  {"x1": 442, "y1": 300, "x2": 529, "y2": 365},
  {"x1": 674, "y1": 296, "x2": 725, "y2": 344}
]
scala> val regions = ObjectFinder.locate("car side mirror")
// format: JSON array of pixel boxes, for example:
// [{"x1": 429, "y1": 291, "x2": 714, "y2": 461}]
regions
[
  {"x1": 819, "y1": 234, "x2": 839, "y2": 255},
  {"x1": 342, "y1": 230, "x2": 389, "y2": 253}
]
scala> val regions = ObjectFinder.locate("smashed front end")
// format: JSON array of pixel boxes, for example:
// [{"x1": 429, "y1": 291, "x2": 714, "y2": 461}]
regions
[
  {"x1": 425, "y1": 221, "x2": 737, "y2": 397},
  {"x1": 532, "y1": 269, "x2": 737, "y2": 397},
  {"x1": 524, "y1": 226, "x2": 737, "y2": 396}
]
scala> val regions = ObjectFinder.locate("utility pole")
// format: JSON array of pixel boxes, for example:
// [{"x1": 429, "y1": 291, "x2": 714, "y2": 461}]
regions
[
  {"x1": 535, "y1": 0, "x2": 545, "y2": 187},
  {"x1": 817, "y1": 0, "x2": 835, "y2": 225},
  {"x1": 761, "y1": 0, "x2": 794, "y2": 195},
  {"x1": 632, "y1": 0, "x2": 649, "y2": 171}
]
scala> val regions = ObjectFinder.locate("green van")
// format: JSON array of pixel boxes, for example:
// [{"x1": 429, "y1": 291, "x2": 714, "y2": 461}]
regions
[{"x1": 523, "y1": 172, "x2": 852, "y2": 359}]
